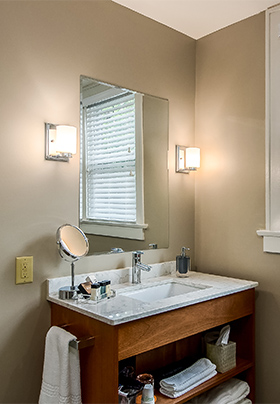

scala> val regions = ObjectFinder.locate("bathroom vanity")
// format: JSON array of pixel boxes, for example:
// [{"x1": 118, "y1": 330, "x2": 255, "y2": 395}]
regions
[{"x1": 47, "y1": 264, "x2": 258, "y2": 403}]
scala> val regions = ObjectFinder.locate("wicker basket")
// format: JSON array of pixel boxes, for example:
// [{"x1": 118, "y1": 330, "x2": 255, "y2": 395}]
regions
[{"x1": 206, "y1": 341, "x2": 236, "y2": 373}]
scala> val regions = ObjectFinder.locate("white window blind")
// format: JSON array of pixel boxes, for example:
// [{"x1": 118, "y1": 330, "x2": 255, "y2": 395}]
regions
[{"x1": 84, "y1": 92, "x2": 137, "y2": 223}]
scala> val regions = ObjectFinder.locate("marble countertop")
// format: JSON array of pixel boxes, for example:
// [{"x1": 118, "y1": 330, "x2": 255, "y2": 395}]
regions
[{"x1": 47, "y1": 262, "x2": 258, "y2": 326}]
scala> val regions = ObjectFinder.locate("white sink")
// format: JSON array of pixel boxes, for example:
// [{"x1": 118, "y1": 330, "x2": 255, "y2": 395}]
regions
[{"x1": 120, "y1": 281, "x2": 209, "y2": 303}]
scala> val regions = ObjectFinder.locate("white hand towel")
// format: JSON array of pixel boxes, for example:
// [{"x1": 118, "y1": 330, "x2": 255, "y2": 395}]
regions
[
  {"x1": 160, "y1": 358, "x2": 216, "y2": 392},
  {"x1": 189, "y1": 378, "x2": 250, "y2": 404},
  {"x1": 160, "y1": 369, "x2": 217, "y2": 398},
  {"x1": 39, "y1": 326, "x2": 82, "y2": 404}
]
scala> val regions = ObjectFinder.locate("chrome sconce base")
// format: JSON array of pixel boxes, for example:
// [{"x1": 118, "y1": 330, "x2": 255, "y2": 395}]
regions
[{"x1": 176, "y1": 167, "x2": 198, "y2": 174}]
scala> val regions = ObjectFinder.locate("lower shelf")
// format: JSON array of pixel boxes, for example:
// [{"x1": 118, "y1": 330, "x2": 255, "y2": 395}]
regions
[{"x1": 155, "y1": 357, "x2": 253, "y2": 404}]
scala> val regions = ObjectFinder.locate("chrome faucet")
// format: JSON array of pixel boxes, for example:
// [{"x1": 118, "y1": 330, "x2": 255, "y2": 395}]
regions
[{"x1": 132, "y1": 251, "x2": 152, "y2": 284}]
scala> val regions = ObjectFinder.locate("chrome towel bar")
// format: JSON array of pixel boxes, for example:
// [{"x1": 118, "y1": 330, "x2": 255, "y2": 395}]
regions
[
  {"x1": 69, "y1": 335, "x2": 95, "y2": 350},
  {"x1": 60, "y1": 324, "x2": 95, "y2": 350}
]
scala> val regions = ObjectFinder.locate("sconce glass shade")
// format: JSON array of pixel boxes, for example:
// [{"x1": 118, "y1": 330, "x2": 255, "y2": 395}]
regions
[
  {"x1": 176, "y1": 145, "x2": 200, "y2": 173},
  {"x1": 185, "y1": 147, "x2": 200, "y2": 170},
  {"x1": 45, "y1": 122, "x2": 77, "y2": 162},
  {"x1": 56, "y1": 125, "x2": 77, "y2": 155}
]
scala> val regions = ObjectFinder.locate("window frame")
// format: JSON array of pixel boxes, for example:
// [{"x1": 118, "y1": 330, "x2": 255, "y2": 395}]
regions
[
  {"x1": 80, "y1": 90, "x2": 147, "y2": 240},
  {"x1": 257, "y1": 5, "x2": 280, "y2": 252}
]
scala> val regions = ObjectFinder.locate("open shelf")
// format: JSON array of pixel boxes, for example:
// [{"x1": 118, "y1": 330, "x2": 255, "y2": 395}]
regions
[{"x1": 155, "y1": 358, "x2": 253, "y2": 403}]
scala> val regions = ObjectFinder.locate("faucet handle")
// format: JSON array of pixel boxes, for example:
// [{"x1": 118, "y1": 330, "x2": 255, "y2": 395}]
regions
[{"x1": 132, "y1": 250, "x2": 144, "y2": 257}]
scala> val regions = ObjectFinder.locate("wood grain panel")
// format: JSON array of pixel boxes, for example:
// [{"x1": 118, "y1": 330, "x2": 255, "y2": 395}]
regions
[
  {"x1": 135, "y1": 334, "x2": 203, "y2": 375},
  {"x1": 118, "y1": 289, "x2": 254, "y2": 360},
  {"x1": 51, "y1": 304, "x2": 119, "y2": 404},
  {"x1": 50, "y1": 288, "x2": 255, "y2": 403}
]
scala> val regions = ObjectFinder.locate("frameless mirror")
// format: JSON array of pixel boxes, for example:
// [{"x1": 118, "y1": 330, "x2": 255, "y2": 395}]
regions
[
  {"x1": 80, "y1": 76, "x2": 169, "y2": 255},
  {"x1": 56, "y1": 224, "x2": 89, "y2": 299}
]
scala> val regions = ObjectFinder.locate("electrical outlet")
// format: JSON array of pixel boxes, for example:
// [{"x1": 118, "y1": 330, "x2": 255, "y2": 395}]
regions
[{"x1": 15, "y1": 256, "x2": 33, "y2": 284}]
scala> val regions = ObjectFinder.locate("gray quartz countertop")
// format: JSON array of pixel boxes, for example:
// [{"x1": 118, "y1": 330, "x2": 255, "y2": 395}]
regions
[{"x1": 47, "y1": 262, "x2": 258, "y2": 326}]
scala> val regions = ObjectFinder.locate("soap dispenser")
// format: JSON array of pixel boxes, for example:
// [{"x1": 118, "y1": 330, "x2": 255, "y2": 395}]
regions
[{"x1": 176, "y1": 247, "x2": 191, "y2": 277}]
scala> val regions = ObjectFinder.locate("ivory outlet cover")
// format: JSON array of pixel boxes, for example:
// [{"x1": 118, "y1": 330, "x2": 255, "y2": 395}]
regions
[{"x1": 15, "y1": 256, "x2": 33, "y2": 284}]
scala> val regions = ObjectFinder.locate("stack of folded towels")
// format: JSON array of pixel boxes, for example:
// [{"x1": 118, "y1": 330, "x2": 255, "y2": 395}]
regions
[
  {"x1": 159, "y1": 358, "x2": 217, "y2": 398},
  {"x1": 189, "y1": 378, "x2": 251, "y2": 404}
]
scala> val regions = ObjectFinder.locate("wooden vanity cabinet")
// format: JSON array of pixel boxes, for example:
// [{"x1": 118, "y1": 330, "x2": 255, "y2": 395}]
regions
[{"x1": 50, "y1": 288, "x2": 255, "y2": 403}]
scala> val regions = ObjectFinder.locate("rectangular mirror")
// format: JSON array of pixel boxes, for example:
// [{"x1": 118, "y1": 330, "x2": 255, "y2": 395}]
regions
[{"x1": 80, "y1": 75, "x2": 169, "y2": 255}]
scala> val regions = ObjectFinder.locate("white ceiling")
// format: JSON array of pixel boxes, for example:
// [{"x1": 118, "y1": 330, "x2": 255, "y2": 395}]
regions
[{"x1": 112, "y1": 0, "x2": 279, "y2": 39}]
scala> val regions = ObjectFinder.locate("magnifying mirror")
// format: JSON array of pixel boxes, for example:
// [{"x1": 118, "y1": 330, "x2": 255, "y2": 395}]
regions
[{"x1": 56, "y1": 224, "x2": 89, "y2": 299}]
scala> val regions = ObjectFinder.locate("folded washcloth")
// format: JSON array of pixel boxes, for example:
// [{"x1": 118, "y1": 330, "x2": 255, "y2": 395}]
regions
[
  {"x1": 189, "y1": 378, "x2": 250, "y2": 404},
  {"x1": 160, "y1": 358, "x2": 216, "y2": 392},
  {"x1": 39, "y1": 326, "x2": 82, "y2": 404},
  {"x1": 160, "y1": 369, "x2": 217, "y2": 398},
  {"x1": 159, "y1": 358, "x2": 217, "y2": 398}
]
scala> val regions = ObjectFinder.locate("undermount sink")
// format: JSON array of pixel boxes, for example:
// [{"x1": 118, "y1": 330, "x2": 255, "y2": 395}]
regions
[{"x1": 120, "y1": 281, "x2": 209, "y2": 303}]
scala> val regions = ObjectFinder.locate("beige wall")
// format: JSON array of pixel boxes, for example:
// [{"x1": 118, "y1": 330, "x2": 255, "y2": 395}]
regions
[
  {"x1": 0, "y1": 1, "x2": 196, "y2": 402},
  {"x1": 1, "y1": 1, "x2": 275, "y2": 403},
  {"x1": 195, "y1": 12, "x2": 280, "y2": 403}
]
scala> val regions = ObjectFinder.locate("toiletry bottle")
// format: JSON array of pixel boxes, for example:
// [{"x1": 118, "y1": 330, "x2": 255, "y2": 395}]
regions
[
  {"x1": 176, "y1": 247, "x2": 191, "y2": 277},
  {"x1": 105, "y1": 280, "x2": 111, "y2": 296},
  {"x1": 99, "y1": 280, "x2": 107, "y2": 297},
  {"x1": 90, "y1": 283, "x2": 101, "y2": 301},
  {"x1": 141, "y1": 384, "x2": 154, "y2": 404}
]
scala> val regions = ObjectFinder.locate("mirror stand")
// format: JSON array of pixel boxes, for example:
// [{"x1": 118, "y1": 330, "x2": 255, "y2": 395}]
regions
[{"x1": 59, "y1": 262, "x2": 77, "y2": 300}]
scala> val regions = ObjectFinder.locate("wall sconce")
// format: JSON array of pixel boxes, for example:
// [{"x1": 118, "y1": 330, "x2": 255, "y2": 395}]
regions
[
  {"x1": 45, "y1": 122, "x2": 77, "y2": 162},
  {"x1": 176, "y1": 145, "x2": 200, "y2": 173}
]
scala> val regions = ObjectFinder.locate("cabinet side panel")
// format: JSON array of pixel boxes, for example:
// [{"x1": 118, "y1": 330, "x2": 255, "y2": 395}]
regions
[
  {"x1": 231, "y1": 306, "x2": 255, "y2": 401},
  {"x1": 51, "y1": 303, "x2": 119, "y2": 404}
]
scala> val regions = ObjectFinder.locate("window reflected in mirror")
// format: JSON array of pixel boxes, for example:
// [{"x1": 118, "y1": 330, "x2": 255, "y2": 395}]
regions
[{"x1": 80, "y1": 75, "x2": 169, "y2": 255}]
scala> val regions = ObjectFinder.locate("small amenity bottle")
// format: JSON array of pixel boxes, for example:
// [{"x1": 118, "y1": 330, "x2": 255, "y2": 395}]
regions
[
  {"x1": 176, "y1": 247, "x2": 191, "y2": 277},
  {"x1": 141, "y1": 384, "x2": 154, "y2": 404},
  {"x1": 105, "y1": 280, "x2": 111, "y2": 297},
  {"x1": 91, "y1": 283, "x2": 101, "y2": 301}
]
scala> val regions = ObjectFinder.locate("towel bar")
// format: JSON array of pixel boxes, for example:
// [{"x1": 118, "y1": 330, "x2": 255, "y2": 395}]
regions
[
  {"x1": 69, "y1": 336, "x2": 95, "y2": 350},
  {"x1": 59, "y1": 324, "x2": 95, "y2": 350}
]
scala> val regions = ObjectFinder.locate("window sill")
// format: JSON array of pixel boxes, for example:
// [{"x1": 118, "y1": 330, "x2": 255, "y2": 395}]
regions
[
  {"x1": 256, "y1": 230, "x2": 280, "y2": 253},
  {"x1": 80, "y1": 221, "x2": 148, "y2": 240}
]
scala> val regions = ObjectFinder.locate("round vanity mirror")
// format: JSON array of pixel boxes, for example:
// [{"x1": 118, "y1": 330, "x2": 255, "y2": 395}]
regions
[
  {"x1": 56, "y1": 224, "x2": 89, "y2": 299},
  {"x1": 57, "y1": 224, "x2": 89, "y2": 262}
]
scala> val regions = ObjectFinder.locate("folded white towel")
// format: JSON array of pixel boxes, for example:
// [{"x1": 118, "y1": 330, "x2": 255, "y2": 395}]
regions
[
  {"x1": 189, "y1": 378, "x2": 250, "y2": 404},
  {"x1": 160, "y1": 358, "x2": 216, "y2": 392},
  {"x1": 160, "y1": 369, "x2": 217, "y2": 398},
  {"x1": 39, "y1": 326, "x2": 82, "y2": 404}
]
